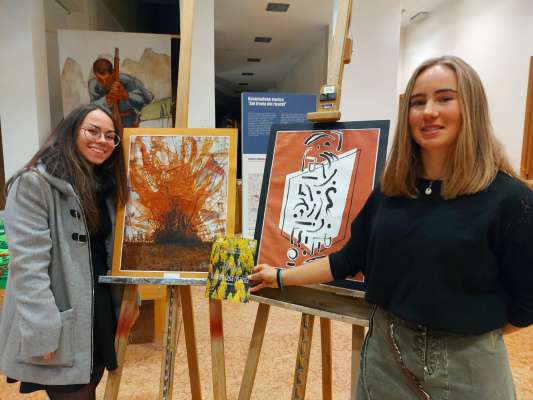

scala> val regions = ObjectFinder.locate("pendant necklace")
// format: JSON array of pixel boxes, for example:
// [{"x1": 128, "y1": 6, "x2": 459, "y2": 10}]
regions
[
  {"x1": 424, "y1": 177, "x2": 444, "y2": 195},
  {"x1": 425, "y1": 181, "x2": 435, "y2": 195}
]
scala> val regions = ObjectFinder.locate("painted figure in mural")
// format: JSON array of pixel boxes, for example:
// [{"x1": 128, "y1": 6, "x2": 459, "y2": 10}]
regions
[
  {"x1": 88, "y1": 58, "x2": 154, "y2": 128},
  {"x1": 250, "y1": 56, "x2": 533, "y2": 399},
  {"x1": 0, "y1": 104, "x2": 137, "y2": 400}
]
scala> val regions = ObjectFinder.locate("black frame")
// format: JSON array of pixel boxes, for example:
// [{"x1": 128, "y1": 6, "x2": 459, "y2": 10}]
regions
[{"x1": 253, "y1": 120, "x2": 390, "y2": 292}]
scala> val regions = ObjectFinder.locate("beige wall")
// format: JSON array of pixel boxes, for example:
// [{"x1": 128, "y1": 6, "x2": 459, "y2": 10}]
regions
[
  {"x1": 0, "y1": 0, "x2": 51, "y2": 179},
  {"x1": 341, "y1": 0, "x2": 402, "y2": 145},
  {"x1": 275, "y1": 27, "x2": 328, "y2": 95},
  {"x1": 401, "y1": 0, "x2": 533, "y2": 169}
]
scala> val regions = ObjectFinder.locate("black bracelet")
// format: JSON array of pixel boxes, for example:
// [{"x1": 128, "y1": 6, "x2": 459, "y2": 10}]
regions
[{"x1": 276, "y1": 268, "x2": 284, "y2": 291}]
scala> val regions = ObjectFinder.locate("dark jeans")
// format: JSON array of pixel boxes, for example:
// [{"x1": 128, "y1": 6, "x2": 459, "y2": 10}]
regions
[{"x1": 46, "y1": 365, "x2": 105, "y2": 400}]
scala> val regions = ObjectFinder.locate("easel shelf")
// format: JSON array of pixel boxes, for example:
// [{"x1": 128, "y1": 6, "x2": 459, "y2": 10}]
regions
[{"x1": 251, "y1": 287, "x2": 370, "y2": 326}]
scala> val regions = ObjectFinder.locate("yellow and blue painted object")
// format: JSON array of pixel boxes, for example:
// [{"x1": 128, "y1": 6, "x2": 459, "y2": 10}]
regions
[{"x1": 0, "y1": 219, "x2": 10, "y2": 289}]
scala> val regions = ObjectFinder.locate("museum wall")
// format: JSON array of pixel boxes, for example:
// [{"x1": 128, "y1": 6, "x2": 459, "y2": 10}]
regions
[
  {"x1": 340, "y1": 0, "x2": 402, "y2": 151},
  {"x1": 0, "y1": 0, "x2": 51, "y2": 179},
  {"x1": 187, "y1": 0, "x2": 216, "y2": 128},
  {"x1": 400, "y1": 0, "x2": 533, "y2": 170},
  {"x1": 275, "y1": 27, "x2": 328, "y2": 95}
]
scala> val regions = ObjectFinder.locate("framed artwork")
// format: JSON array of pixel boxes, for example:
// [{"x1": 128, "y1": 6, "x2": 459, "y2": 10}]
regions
[
  {"x1": 58, "y1": 30, "x2": 175, "y2": 129},
  {"x1": 112, "y1": 128, "x2": 238, "y2": 277},
  {"x1": 254, "y1": 121, "x2": 389, "y2": 291}
]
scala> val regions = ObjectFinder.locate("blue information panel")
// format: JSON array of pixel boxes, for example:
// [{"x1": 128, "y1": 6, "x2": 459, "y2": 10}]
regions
[
  {"x1": 241, "y1": 92, "x2": 316, "y2": 155},
  {"x1": 241, "y1": 92, "x2": 316, "y2": 238}
]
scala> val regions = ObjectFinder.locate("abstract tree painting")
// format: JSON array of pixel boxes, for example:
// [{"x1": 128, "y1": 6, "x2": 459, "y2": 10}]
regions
[{"x1": 112, "y1": 128, "x2": 238, "y2": 276}]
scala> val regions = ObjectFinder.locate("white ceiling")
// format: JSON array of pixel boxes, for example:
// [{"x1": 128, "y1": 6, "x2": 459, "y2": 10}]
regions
[
  {"x1": 215, "y1": 0, "x2": 333, "y2": 94},
  {"x1": 214, "y1": 0, "x2": 448, "y2": 95}
]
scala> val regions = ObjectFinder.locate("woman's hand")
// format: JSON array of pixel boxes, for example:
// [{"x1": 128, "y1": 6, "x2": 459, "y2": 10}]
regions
[
  {"x1": 41, "y1": 351, "x2": 56, "y2": 360},
  {"x1": 249, "y1": 264, "x2": 279, "y2": 292},
  {"x1": 502, "y1": 323, "x2": 521, "y2": 335}
]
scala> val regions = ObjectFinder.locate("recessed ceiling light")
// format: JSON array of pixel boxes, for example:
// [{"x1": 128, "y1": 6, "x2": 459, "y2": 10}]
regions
[
  {"x1": 247, "y1": 58, "x2": 261, "y2": 62},
  {"x1": 238, "y1": 82, "x2": 249, "y2": 86},
  {"x1": 266, "y1": 3, "x2": 290, "y2": 12},
  {"x1": 242, "y1": 72, "x2": 254, "y2": 76},
  {"x1": 254, "y1": 36, "x2": 272, "y2": 43}
]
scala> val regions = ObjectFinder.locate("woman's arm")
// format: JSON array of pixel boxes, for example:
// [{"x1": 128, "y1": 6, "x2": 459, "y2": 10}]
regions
[
  {"x1": 249, "y1": 256, "x2": 333, "y2": 292},
  {"x1": 5, "y1": 172, "x2": 62, "y2": 358},
  {"x1": 499, "y1": 184, "x2": 533, "y2": 331}
]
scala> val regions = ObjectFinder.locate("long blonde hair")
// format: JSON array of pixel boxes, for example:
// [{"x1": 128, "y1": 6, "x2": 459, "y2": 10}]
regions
[{"x1": 381, "y1": 55, "x2": 518, "y2": 199}]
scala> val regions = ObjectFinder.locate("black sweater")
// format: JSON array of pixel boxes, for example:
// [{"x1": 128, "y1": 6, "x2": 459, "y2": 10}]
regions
[{"x1": 329, "y1": 172, "x2": 533, "y2": 334}]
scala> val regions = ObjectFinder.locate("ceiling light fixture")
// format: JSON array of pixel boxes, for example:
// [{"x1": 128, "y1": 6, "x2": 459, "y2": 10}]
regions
[
  {"x1": 238, "y1": 82, "x2": 249, "y2": 86},
  {"x1": 266, "y1": 3, "x2": 290, "y2": 12},
  {"x1": 254, "y1": 36, "x2": 272, "y2": 43},
  {"x1": 247, "y1": 58, "x2": 261, "y2": 62},
  {"x1": 242, "y1": 72, "x2": 254, "y2": 76},
  {"x1": 409, "y1": 11, "x2": 429, "y2": 24}
]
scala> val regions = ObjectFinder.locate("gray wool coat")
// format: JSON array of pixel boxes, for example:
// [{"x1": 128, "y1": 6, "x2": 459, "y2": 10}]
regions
[{"x1": 0, "y1": 165, "x2": 122, "y2": 385}]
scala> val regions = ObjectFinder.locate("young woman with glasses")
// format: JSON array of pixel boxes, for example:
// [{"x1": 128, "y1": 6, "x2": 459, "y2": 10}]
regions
[
  {"x1": 250, "y1": 56, "x2": 533, "y2": 399},
  {"x1": 0, "y1": 104, "x2": 133, "y2": 399}
]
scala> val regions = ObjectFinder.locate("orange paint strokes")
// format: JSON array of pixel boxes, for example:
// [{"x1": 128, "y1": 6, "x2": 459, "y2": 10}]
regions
[{"x1": 127, "y1": 136, "x2": 228, "y2": 245}]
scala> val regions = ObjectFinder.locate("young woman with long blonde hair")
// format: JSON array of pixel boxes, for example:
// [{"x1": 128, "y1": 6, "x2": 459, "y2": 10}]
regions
[{"x1": 250, "y1": 56, "x2": 533, "y2": 399}]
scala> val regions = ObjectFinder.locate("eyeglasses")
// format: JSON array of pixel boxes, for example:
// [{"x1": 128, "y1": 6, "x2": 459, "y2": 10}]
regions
[{"x1": 81, "y1": 127, "x2": 120, "y2": 147}]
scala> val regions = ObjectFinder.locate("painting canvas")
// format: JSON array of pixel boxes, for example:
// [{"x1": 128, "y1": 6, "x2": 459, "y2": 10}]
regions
[
  {"x1": 112, "y1": 128, "x2": 238, "y2": 277},
  {"x1": 58, "y1": 30, "x2": 174, "y2": 129},
  {"x1": 205, "y1": 235, "x2": 257, "y2": 303},
  {"x1": 255, "y1": 121, "x2": 389, "y2": 290}
]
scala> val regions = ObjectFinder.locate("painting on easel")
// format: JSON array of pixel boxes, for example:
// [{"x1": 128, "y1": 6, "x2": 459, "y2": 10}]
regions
[
  {"x1": 112, "y1": 128, "x2": 238, "y2": 277},
  {"x1": 254, "y1": 121, "x2": 389, "y2": 290}
]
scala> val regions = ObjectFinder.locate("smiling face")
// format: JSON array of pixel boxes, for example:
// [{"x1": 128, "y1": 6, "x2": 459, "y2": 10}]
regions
[
  {"x1": 76, "y1": 109, "x2": 116, "y2": 165},
  {"x1": 408, "y1": 64, "x2": 462, "y2": 158}
]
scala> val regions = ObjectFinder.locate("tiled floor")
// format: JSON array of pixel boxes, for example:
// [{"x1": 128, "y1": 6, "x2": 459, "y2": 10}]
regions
[{"x1": 1, "y1": 286, "x2": 532, "y2": 399}]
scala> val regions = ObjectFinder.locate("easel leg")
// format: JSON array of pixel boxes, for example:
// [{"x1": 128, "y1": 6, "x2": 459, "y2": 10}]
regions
[
  {"x1": 238, "y1": 303, "x2": 270, "y2": 400},
  {"x1": 159, "y1": 286, "x2": 182, "y2": 400},
  {"x1": 154, "y1": 290, "x2": 167, "y2": 345},
  {"x1": 209, "y1": 299, "x2": 226, "y2": 400},
  {"x1": 320, "y1": 318, "x2": 332, "y2": 400},
  {"x1": 180, "y1": 286, "x2": 202, "y2": 400},
  {"x1": 292, "y1": 313, "x2": 315, "y2": 400},
  {"x1": 104, "y1": 284, "x2": 138, "y2": 400},
  {"x1": 350, "y1": 325, "x2": 365, "y2": 400}
]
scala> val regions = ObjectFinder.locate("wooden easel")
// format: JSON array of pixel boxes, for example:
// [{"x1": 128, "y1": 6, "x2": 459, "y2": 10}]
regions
[
  {"x1": 101, "y1": 1, "x2": 222, "y2": 399},
  {"x1": 521, "y1": 56, "x2": 533, "y2": 180},
  {"x1": 238, "y1": 1, "x2": 371, "y2": 399},
  {"x1": 101, "y1": 276, "x2": 204, "y2": 400}
]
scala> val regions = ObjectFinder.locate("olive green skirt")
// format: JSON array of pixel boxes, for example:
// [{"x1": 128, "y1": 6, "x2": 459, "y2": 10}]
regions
[{"x1": 357, "y1": 307, "x2": 516, "y2": 400}]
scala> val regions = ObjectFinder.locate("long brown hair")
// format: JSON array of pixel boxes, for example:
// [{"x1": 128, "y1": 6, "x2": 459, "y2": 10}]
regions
[
  {"x1": 7, "y1": 104, "x2": 128, "y2": 232},
  {"x1": 381, "y1": 55, "x2": 518, "y2": 199}
]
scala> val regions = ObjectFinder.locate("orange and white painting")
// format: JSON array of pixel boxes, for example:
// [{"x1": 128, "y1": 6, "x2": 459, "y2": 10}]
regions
[
  {"x1": 254, "y1": 121, "x2": 389, "y2": 290},
  {"x1": 112, "y1": 128, "x2": 238, "y2": 277}
]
